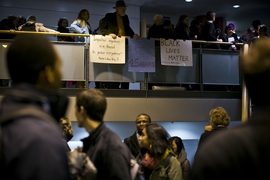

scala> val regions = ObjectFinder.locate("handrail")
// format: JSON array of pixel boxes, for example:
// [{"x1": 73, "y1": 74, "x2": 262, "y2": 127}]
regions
[
  {"x1": 0, "y1": 30, "x2": 244, "y2": 46},
  {"x1": 0, "y1": 30, "x2": 89, "y2": 37}
]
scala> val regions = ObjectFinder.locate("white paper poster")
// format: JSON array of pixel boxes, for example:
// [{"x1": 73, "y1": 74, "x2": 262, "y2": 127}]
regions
[
  {"x1": 128, "y1": 38, "x2": 155, "y2": 72},
  {"x1": 160, "y1": 39, "x2": 193, "y2": 66},
  {"x1": 90, "y1": 35, "x2": 125, "y2": 64}
]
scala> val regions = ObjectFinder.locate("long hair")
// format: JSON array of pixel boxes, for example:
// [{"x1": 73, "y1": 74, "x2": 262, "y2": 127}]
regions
[
  {"x1": 169, "y1": 136, "x2": 185, "y2": 155},
  {"x1": 175, "y1": 15, "x2": 188, "y2": 30},
  {"x1": 58, "y1": 17, "x2": 69, "y2": 27},
  {"x1": 145, "y1": 123, "x2": 170, "y2": 159},
  {"x1": 60, "y1": 117, "x2": 74, "y2": 141},
  {"x1": 76, "y1": 9, "x2": 91, "y2": 30}
]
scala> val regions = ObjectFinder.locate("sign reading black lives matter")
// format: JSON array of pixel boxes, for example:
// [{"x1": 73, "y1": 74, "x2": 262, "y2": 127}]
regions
[
  {"x1": 160, "y1": 39, "x2": 193, "y2": 66},
  {"x1": 90, "y1": 35, "x2": 125, "y2": 64}
]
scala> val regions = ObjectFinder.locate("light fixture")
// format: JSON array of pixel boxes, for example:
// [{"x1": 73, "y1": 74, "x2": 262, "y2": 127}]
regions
[
  {"x1": 233, "y1": 4, "x2": 240, "y2": 8},
  {"x1": 185, "y1": 0, "x2": 193, "y2": 2}
]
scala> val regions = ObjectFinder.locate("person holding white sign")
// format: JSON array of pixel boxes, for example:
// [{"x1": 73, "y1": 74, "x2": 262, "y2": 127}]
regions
[
  {"x1": 219, "y1": 23, "x2": 240, "y2": 50},
  {"x1": 99, "y1": 0, "x2": 139, "y2": 39},
  {"x1": 98, "y1": 0, "x2": 139, "y2": 89}
]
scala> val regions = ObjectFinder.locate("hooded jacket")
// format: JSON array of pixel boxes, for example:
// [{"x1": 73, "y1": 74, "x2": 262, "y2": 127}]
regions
[{"x1": 0, "y1": 83, "x2": 70, "y2": 180}]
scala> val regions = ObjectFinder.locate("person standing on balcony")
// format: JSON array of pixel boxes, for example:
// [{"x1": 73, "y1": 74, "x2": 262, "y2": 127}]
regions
[{"x1": 98, "y1": 0, "x2": 139, "y2": 89}]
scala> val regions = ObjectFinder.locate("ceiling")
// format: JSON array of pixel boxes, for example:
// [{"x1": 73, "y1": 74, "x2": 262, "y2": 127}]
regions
[{"x1": 94, "y1": 0, "x2": 270, "y2": 34}]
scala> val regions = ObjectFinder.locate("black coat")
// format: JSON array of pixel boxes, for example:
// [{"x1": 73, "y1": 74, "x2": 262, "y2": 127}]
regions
[
  {"x1": 147, "y1": 24, "x2": 172, "y2": 39},
  {"x1": 191, "y1": 106, "x2": 270, "y2": 180},
  {"x1": 99, "y1": 12, "x2": 135, "y2": 37},
  {"x1": 124, "y1": 131, "x2": 141, "y2": 158},
  {"x1": 0, "y1": 84, "x2": 70, "y2": 180},
  {"x1": 200, "y1": 21, "x2": 217, "y2": 41},
  {"x1": 82, "y1": 122, "x2": 132, "y2": 180}
]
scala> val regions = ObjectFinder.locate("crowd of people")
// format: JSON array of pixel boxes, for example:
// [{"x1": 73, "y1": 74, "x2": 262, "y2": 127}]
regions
[
  {"x1": 0, "y1": 1, "x2": 268, "y2": 46},
  {"x1": 1, "y1": 2, "x2": 270, "y2": 178},
  {"x1": 0, "y1": 0, "x2": 268, "y2": 90},
  {"x1": 1, "y1": 21, "x2": 270, "y2": 179}
]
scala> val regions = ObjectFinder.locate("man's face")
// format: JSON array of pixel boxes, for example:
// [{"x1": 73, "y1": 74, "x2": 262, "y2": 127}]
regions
[
  {"x1": 116, "y1": 6, "x2": 126, "y2": 16},
  {"x1": 136, "y1": 115, "x2": 150, "y2": 133},
  {"x1": 47, "y1": 55, "x2": 62, "y2": 89}
]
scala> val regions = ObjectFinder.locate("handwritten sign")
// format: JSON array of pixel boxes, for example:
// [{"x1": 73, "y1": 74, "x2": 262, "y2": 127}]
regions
[
  {"x1": 90, "y1": 35, "x2": 125, "y2": 64},
  {"x1": 128, "y1": 38, "x2": 155, "y2": 72},
  {"x1": 160, "y1": 39, "x2": 193, "y2": 66}
]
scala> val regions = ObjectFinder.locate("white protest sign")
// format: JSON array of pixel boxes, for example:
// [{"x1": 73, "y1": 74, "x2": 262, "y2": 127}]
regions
[
  {"x1": 160, "y1": 39, "x2": 193, "y2": 66},
  {"x1": 228, "y1": 37, "x2": 235, "y2": 42},
  {"x1": 90, "y1": 35, "x2": 125, "y2": 64},
  {"x1": 128, "y1": 38, "x2": 155, "y2": 72}
]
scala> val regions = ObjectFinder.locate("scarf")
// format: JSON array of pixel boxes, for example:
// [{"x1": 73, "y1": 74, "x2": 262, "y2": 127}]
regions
[{"x1": 141, "y1": 149, "x2": 171, "y2": 169}]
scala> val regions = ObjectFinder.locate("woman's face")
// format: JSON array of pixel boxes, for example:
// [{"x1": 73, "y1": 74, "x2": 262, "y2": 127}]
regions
[
  {"x1": 227, "y1": 28, "x2": 234, "y2": 37},
  {"x1": 82, "y1": 11, "x2": 89, "y2": 21},
  {"x1": 139, "y1": 128, "x2": 151, "y2": 150},
  {"x1": 183, "y1": 17, "x2": 189, "y2": 26},
  {"x1": 171, "y1": 140, "x2": 177, "y2": 154},
  {"x1": 61, "y1": 20, "x2": 68, "y2": 28}
]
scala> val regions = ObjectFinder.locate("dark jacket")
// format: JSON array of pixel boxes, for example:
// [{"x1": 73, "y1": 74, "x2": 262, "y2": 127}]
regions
[
  {"x1": 196, "y1": 126, "x2": 228, "y2": 151},
  {"x1": 0, "y1": 83, "x2": 70, "y2": 180},
  {"x1": 147, "y1": 24, "x2": 172, "y2": 39},
  {"x1": 174, "y1": 24, "x2": 191, "y2": 40},
  {"x1": 0, "y1": 18, "x2": 16, "y2": 39},
  {"x1": 82, "y1": 122, "x2": 132, "y2": 180},
  {"x1": 177, "y1": 149, "x2": 191, "y2": 180},
  {"x1": 124, "y1": 131, "x2": 141, "y2": 158},
  {"x1": 219, "y1": 33, "x2": 239, "y2": 43},
  {"x1": 99, "y1": 12, "x2": 135, "y2": 37},
  {"x1": 57, "y1": 26, "x2": 75, "y2": 42},
  {"x1": 191, "y1": 106, "x2": 270, "y2": 180},
  {"x1": 200, "y1": 21, "x2": 217, "y2": 41},
  {"x1": 219, "y1": 33, "x2": 240, "y2": 50}
]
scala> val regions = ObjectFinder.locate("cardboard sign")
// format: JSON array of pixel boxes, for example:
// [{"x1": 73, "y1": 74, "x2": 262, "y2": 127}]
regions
[
  {"x1": 160, "y1": 39, "x2": 193, "y2": 66},
  {"x1": 90, "y1": 35, "x2": 125, "y2": 64},
  {"x1": 128, "y1": 38, "x2": 155, "y2": 72}
]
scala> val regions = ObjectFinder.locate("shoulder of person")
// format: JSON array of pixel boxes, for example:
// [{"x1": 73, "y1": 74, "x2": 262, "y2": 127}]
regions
[
  {"x1": 105, "y1": 12, "x2": 115, "y2": 17},
  {"x1": 72, "y1": 19, "x2": 81, "y2": 24},
  {"x1": 123, "y1": 136, "x2": 130, "y2": 143}
]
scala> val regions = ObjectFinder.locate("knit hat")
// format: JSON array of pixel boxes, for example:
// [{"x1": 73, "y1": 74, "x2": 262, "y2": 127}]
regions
[{"x1": 113, "y1": 0, "x2": 127, "y2": 8}]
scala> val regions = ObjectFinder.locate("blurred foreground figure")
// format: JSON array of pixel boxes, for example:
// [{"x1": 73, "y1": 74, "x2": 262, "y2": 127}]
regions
[
  {"x1": 0, "y1": 35, "x2": 70, "y2": 179},
  {"x1": 191, "y1": 38, "x2": 270, "y2": 180}
]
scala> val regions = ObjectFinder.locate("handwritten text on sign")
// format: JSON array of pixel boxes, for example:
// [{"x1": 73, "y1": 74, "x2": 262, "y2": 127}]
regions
[
  {"x1": 128, "y1": 38, "x2": 155, "y2": 72},
  {"x1": 90, "y1": 35, "x2": 125, "y2": 64},
  {"x1": 160, "y1": 39, "x2": 193, "y2": 66}
]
